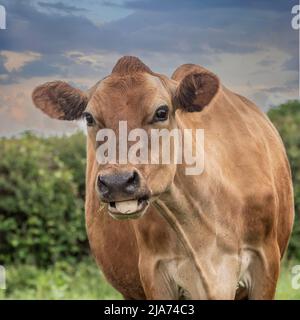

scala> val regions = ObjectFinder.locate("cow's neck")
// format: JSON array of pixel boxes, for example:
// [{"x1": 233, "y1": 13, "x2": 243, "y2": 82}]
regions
[{"x1": 153, "y1": 160, "x2": 238, "y2": 298}]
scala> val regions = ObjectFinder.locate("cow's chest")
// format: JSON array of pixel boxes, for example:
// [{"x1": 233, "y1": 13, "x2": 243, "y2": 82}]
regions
[{"x1": 161, "y1": 258, "x2": 208, "y2": 299}]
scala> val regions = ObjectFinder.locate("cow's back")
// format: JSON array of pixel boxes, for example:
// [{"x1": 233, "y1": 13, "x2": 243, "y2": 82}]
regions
[{"x1": 229, "y1": 90, "x2": 294, "y2": 256}]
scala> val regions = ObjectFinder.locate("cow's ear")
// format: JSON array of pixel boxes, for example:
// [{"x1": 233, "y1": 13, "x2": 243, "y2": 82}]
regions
[
  {"x1": 32, "y1": 81, "x2": 88, "y2": 120},
  {"x1": 173, "y1": 72, "x2": 220, "y2": 112}
]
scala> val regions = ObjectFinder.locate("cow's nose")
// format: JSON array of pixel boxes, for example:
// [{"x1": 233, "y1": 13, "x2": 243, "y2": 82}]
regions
[{"x1": 97, "y1": 171, "x2": 140, "y2": 199}]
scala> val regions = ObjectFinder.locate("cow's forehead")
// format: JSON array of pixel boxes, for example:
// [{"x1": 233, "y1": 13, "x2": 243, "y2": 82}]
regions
[
  {"x1": 96, "y1": 73, "x2": 169, "y2": 98},
  {"x1": 88, "y1": 73, "x2": 172, "y2": 116}
]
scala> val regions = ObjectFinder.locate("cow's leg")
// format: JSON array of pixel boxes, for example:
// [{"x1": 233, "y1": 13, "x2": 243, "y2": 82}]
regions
[
  {"x1": 139, "y1": 260, "x2": 179, "y2": 300},
  {"x1": 122, "y1": 295, "x2": 138, "y2": 300},
  {"x1": 235, "y1": 287, "x2": 249, "y2": 300},
  {"x1": 246, "y1": 244, "x2": 280, "y2": 300}
]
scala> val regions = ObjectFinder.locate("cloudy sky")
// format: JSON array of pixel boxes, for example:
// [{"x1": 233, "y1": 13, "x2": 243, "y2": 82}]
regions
[{"x1": 0, "y1": 0, "x2": 298, "y2": 136}]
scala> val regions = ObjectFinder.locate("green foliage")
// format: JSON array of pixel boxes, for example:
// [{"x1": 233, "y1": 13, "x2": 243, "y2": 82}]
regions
[
  {"x1": 0, "y1": 132, "x2": 88, "y2": 267},
  {"x1": 275, "y1": 260, "x2": 300, "y2": 300},
  {"x1": 268, "y1": 100, "x2": 300, "y2": 259},
  {"x1": 0, "y1": 258, "x2": 121, "y2": 300}
]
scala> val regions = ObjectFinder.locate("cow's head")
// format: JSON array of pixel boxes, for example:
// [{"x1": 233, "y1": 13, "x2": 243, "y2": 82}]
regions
[{"x1": 32, "y1": 56, "x2": 220, "y2": 220}]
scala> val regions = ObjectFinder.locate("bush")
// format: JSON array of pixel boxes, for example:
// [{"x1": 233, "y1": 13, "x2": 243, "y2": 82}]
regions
[
  {"x1": 0, "y1": 132, "x2": 88, "y2": 267},
  {"x1": 0, "y1": 257, "x2": 121, "y2": 300},
  {"x1": 268, "y1": 100, "x2": 300, "y2": 259}
]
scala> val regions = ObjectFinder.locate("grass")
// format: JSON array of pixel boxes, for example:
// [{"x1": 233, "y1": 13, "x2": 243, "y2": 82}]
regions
[
  {"x1": 276, "y1": 260, "x2": 300, "y2": 300},
  {"x1": 0, "y1": 258, "x2": 299, "y2": 300},
  {"x1": 0, "y1": 257, "x2": 121, "y2": 300}
]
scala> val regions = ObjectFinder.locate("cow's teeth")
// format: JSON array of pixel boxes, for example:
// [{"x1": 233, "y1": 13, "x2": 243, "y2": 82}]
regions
[{"x1": 115, "y1": 200, "x2": 139, "y2": 214}]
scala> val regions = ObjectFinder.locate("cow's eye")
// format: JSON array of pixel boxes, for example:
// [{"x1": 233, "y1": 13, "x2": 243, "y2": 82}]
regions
[
  {"x1": 83, "y1": 112, "x2": 95, "y2": 126},
  {"x1": 153, "y1": 105, "x2": 169, "y2": 122}
]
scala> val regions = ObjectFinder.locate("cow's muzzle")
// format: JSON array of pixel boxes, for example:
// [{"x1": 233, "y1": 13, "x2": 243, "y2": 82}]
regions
[{"x1": 96, "y1": 170, "x2": 150, "y2": 220}]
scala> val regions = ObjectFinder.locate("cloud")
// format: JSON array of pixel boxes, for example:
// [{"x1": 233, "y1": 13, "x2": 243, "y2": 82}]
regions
[
  {"x1": 0, "y1": 55, "x2": 7, "y2": 74},
  {"x1": 0, "y1": 1, "x2": 100, "y2": 54},
  {"x1": 38, "y1": 1, "x2": 88, "y2": 14},
  {"x1": 104, "y1": 0, "x2": 295, "y2": 12},
  {"x1": 264, "y1": 78, "x2": 299, "y2": 94},
  {"x1": 65, "y1": 51, "x2": 120, "y2": 71},
  {"x1": 282, "y1": 56, "x2": 299, "y2": 72},
  {"x1": 0, "y1": 0, "x2": 298, "y2": 135},
  {"x1": 1, "y1": 0, "x2": 297, "y2": 57},
  {"x1": 0, "y1": 51, "x2": 42, "y2": 72},
  {"x1": 258, "y1": 58, "x2": 276, "y2": 67}
]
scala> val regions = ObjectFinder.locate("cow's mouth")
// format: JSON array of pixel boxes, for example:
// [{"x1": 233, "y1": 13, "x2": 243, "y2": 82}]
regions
[{"x1": 108, "y1": 197, "x2": 149, "y2": 220}]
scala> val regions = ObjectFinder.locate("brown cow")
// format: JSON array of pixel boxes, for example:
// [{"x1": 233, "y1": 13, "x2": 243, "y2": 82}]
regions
[{"x1": 32, "y1": 56, "x2": 294, "y2": 299}]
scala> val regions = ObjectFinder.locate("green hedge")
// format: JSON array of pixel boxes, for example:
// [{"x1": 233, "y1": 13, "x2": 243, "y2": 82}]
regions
[
  {"x1": 0, "y1": 132, "x2": 88, "y2": 267},
  {"x1": 268, "y1": 100, "x2": 300, "y2": 260},
  {"x1": 0, "y1": 101, "x2": 299, "y2": 266}
]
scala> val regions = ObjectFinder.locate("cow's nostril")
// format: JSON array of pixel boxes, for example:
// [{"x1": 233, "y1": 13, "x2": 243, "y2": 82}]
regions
[
  {"x1": 125, "y1": 171, "x2": 140, "y2": 193},
  {"x1": 98, "y1": 175, "x2": 109, "y2": 194},
  {"x1": 98, "y1": 175, "x2": 106, "y2": 186},
  {"x1": 127, "y1": 171, "x2": 139, "y2": 185}
]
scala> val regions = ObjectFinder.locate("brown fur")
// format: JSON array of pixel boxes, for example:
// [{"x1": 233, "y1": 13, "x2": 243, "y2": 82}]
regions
[
  {"x1": 173, "y1": 72, "x2": 220, "y2": 111},
  {"x1": 112, "y1": 56, "x2": 153, "y2": 76},
  {"x1": 32, "y1": 81, "x2": 88, "y2": 120},
  {"x1": 32, "y1": 56, "x2": 294, "y2": 300}
]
